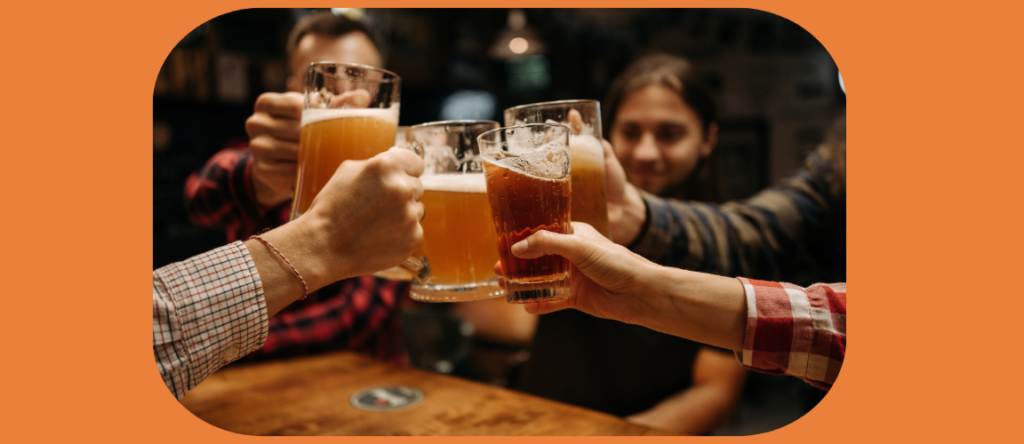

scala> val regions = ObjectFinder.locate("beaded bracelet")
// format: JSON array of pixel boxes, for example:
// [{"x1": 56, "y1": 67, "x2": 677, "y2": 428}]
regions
[{"x1": 249, "y1": 235, "x2": 309, "y2": 300}]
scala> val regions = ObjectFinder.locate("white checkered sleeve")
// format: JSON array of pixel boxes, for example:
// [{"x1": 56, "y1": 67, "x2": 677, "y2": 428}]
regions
[{"x1": 153, "y1": 241, "x2": 268, "y2": 399}]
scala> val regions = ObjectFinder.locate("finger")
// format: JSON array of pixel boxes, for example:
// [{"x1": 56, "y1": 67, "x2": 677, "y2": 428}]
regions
[
  {"x1": 493, "y1": 260, "x2": 503, "y2": 276},
  {"x1": 252, "y1": 161, "x2": 298, "y2": 190},
  {"x1": 330, "y1": 89, "x2": 372, "y2": 109},
  {"x1": 602, "y1": 138, "x2": 615, "y2": 160},
  {"x1": 415, "y1": 201, "x2": 426, "y2": 222},
  {"x1": 249, "y1": 136, "x2": 299, "y2": 162},
  {"x1": 510, "y1": 230, "x2": 604, "y2": 266},
  {"x1": 246, "y1": 113, "x2": 301, "y2": 142},
  {"x1": 253, "y1": 92, "x2": 303, "y2": 119},
  {"x1": 379, "y1": 148, "x2": 425, "y2": 177},
  {"x1": 408, "y1": 176, "x2": 424, "y2": 201},
  {"x1": 567, "y1": 109, "x2": 586, "y2": 135}
]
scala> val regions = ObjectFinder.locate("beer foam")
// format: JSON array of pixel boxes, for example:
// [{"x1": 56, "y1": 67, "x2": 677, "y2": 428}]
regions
[
  {"x1": 301, "y1": 105, "x2": 399, "y2": 127},
  {"x1": 485, "y1": 142, "x2": 570, "y2": 182},
  {"x1": 569, "y1": 134, "x2": 604, "y2": 165},
  {"x1": 422, "y1": 173, "x2": 487, "y2": 193}
]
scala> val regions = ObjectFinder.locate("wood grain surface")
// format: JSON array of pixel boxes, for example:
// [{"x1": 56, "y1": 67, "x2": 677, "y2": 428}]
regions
[{"x1": 180, "y1": 351, "x2": 671, "y2": 436}]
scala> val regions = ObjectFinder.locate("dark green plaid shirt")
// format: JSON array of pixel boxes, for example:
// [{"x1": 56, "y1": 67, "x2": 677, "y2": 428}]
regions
[{"x1": 630, "y1": 144, "x2": 846, "y2": 286}]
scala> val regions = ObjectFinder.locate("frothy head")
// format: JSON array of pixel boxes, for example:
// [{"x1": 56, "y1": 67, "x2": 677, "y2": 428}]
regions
[
  {"x1": 422, "y1": 173, "x2": 487, "y2": 193},
  {"x1": 301, "y1": 105, "x2": 399, "y2": 127}
]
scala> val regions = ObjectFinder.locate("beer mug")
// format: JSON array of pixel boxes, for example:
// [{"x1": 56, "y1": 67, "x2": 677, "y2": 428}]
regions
[
  {"x1": 504, "y1": 100, "x2": 612, "y2": 239},
  {"x1": 292, "y1": 62, "x2": 401, "y2": 221},
  {"x1": 407, "y1": 120, "x2": 504, "y2": 302},
  {"x1": 478, "y1": 123, "x2": 572, "y2": 304}
]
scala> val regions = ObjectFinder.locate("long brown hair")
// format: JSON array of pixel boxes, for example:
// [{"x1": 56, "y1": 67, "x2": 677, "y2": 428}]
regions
[{"x1": 603, "y1": 54, "x2": 727, "y2": 202}]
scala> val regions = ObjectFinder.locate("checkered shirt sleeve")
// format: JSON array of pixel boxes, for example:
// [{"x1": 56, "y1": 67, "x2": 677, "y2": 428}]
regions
[
  {"x1": 737, "y1": 278, "x2": 846, "y2": 391},
  {"x1": 153, "y1": 241, "x2": 268, "y2": 399}
]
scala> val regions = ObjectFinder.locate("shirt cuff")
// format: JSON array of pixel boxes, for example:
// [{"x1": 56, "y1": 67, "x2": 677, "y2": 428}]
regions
[
  {"x1": 734, "y1": 277, "x2": 839, "y2": 391},
  {"x1": 155, "y1": 241, "x2": 269, "y2": 391}
]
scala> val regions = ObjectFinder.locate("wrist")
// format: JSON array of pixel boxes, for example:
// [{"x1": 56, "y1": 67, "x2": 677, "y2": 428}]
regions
[
  {"x1": 261, "y1": 215, "x2": 348, "y2": 293},
  {"x1": 252, "y1": 176, "x2": 288, "y2": 209}
]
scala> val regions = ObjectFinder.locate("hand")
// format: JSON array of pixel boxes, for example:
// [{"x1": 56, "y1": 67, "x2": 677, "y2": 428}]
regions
[
  {"x1": 502, "y1": 222, "x2": 662, "y2": 326},
  {"x1": 301, "y1": 148, "x2": 425, "y2": 283},
  {"x1": 504, "y1": 221, "x2": 747, "y2": 351},
  {"x1": 602, "y1": 139, "x2": 647, "y2": 245},
  {"x1": 245, "y1": 148, "x2": 424, "y2": 316},
  {"x1": 245, "y1": 92, "x2": 303, "y2": 208}
]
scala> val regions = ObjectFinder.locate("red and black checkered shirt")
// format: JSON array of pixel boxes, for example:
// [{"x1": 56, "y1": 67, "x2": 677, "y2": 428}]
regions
[
  {"x1": 184, "y1": 145, "x2": 408, "y2": 364},
  {"x1": 737, "y1": 278, "x2": 846, "y2": 390}
]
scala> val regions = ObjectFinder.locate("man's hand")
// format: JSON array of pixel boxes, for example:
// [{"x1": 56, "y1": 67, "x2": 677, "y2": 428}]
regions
[
  {"x1": 246, "y1": 148, "x2": 424, "y2": 316},
  {"x1": 299, "y1": 148, "x2": 425, "y2": 284},
  {"x1": 503, "y1": 221, "x2": 747, "y2": 352},
  {"x1": 500, "y1": 222, "x2": 662, "y2": 326},
  {"x1": 245, "y1": 92, "x2": 304, "y2": 208},
  {"x1": 602, "y1": 139, "x2": 647, "y2": 245}
]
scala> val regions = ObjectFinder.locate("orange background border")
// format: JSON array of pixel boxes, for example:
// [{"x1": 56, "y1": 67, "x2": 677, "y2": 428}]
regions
[{"x1": 4, "y1": 0, "x2": 1021, "y2": 441}]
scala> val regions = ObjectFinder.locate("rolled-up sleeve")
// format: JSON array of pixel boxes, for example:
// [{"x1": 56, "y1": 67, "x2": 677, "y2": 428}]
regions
[
  {"x1": 736, "y1": 278, "x2": 846, "y2": 391},
  {"x1": 153, "y1": 241, "x2": 268, "y2": 399}
]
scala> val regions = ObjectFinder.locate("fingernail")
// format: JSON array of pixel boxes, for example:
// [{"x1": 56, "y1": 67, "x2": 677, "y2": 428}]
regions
[
  {"x1": 511, "y1": 239, "x2": 528, "y2": 256},
  {"x1": 524, "y1": 304, "x2": 537, "y2": 314}
]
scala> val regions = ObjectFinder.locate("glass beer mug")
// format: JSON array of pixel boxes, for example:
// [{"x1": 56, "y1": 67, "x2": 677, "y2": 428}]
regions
[
  {"x1": 292, "y1": 62, "x2": 401, "y2": 220},
  {"x1": 478, "y1": 123, "x2": 572, "y2": 304},
  {"x1": 406, "y1": 120, "x2": 505, "y2": 302}
]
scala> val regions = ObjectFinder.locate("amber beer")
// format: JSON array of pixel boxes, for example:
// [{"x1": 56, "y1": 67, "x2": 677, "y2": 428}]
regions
[
  {"x1": 480, "y1": 123, "x2": 572, "y2": 304},
  {"x1": 413, "y1": 174, "x2": 502, "y2": 300},
  {"x1": 504, "y1": 100, "x2": 612, "y2": 238},
  {"x1": 291, "y1": 107, "x2": 398, "y2": 218}
]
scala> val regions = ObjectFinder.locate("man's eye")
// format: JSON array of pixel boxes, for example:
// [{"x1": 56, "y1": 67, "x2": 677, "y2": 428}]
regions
[
  {"x1": 656, "y1": 127, "x2": 685, "y2": 142},
  {"x1": 620, "y1": 128, "x2": 641, "y2": 140}
]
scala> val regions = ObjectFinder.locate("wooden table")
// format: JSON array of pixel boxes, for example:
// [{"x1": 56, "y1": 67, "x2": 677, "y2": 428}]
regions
[{"x1": 180, "y1": 351, "x2": 671, "y2": 436}]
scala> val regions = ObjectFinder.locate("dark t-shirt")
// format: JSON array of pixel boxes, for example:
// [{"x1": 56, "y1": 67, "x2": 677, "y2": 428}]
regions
[{"x1": 515, "y1": 309, "x2": 724, "y2": 417}]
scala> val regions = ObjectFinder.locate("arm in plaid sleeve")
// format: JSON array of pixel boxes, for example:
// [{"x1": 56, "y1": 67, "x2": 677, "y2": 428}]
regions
[
  {"x1": 185, "y1": 146, "x2": 281, "y2": 242},
  {"x1": 737, "y1": 278, "x2": 845, "y2": 390},
  {"x1": 629, "y1": 144, "x2": 846, "y2": 283},
  {"x1": 153, "y1": 241, "x2": 268, "y2": 399}
]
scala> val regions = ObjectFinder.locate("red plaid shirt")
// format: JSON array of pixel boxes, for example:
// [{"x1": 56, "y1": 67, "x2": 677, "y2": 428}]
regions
[
  {"x1": 184, "y1": 146, "x2": 407, "y2": 364},
  {"x1": 153, "y1": 242, "x2": 267, "y2": 399},
  {"x1": 737, "y1": 278, "x2": 846, "y2": 390}
]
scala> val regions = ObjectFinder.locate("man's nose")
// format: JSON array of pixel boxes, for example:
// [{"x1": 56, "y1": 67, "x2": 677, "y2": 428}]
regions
[{"x1": 632, "y1": 133, "x2": 659, "y2": 162}]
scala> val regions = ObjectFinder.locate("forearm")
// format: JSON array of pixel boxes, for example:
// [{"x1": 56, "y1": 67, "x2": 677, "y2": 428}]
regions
[{"x1": 634, "y1": 267, "x2": 747, "y2": 352}]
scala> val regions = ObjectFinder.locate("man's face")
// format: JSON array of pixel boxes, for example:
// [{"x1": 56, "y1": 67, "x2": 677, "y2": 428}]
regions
[
  {"x1": 610, "y1": 84, "x2": 717, "y2": 196},
  {"x1": 286, "y1": 32, "x2": 382, "y2": 92}
]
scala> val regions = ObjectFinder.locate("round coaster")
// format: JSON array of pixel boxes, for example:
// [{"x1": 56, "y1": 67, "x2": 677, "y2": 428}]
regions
[{"x1": 350, "y1": 385, "x2": 425, "y2": 411}]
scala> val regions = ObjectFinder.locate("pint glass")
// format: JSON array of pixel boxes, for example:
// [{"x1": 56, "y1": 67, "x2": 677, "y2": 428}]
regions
[
  {"x1": 291, "y1": 63, "x2": 401, "y2": 220},
  {"x1": 408, "y1": 121, "x2": 504, "y2": 302},
  {"x1": 504, "y1": 100, "x2": 611, "y2": 239},
  {"x1": 478, "y1": 123, "x2": 572, "y2": 304}
]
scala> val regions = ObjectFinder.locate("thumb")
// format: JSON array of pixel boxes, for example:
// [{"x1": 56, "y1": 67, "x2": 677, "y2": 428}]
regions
[{"x1": 511, "y1": 230, "x2": 600, "y2": 267}]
